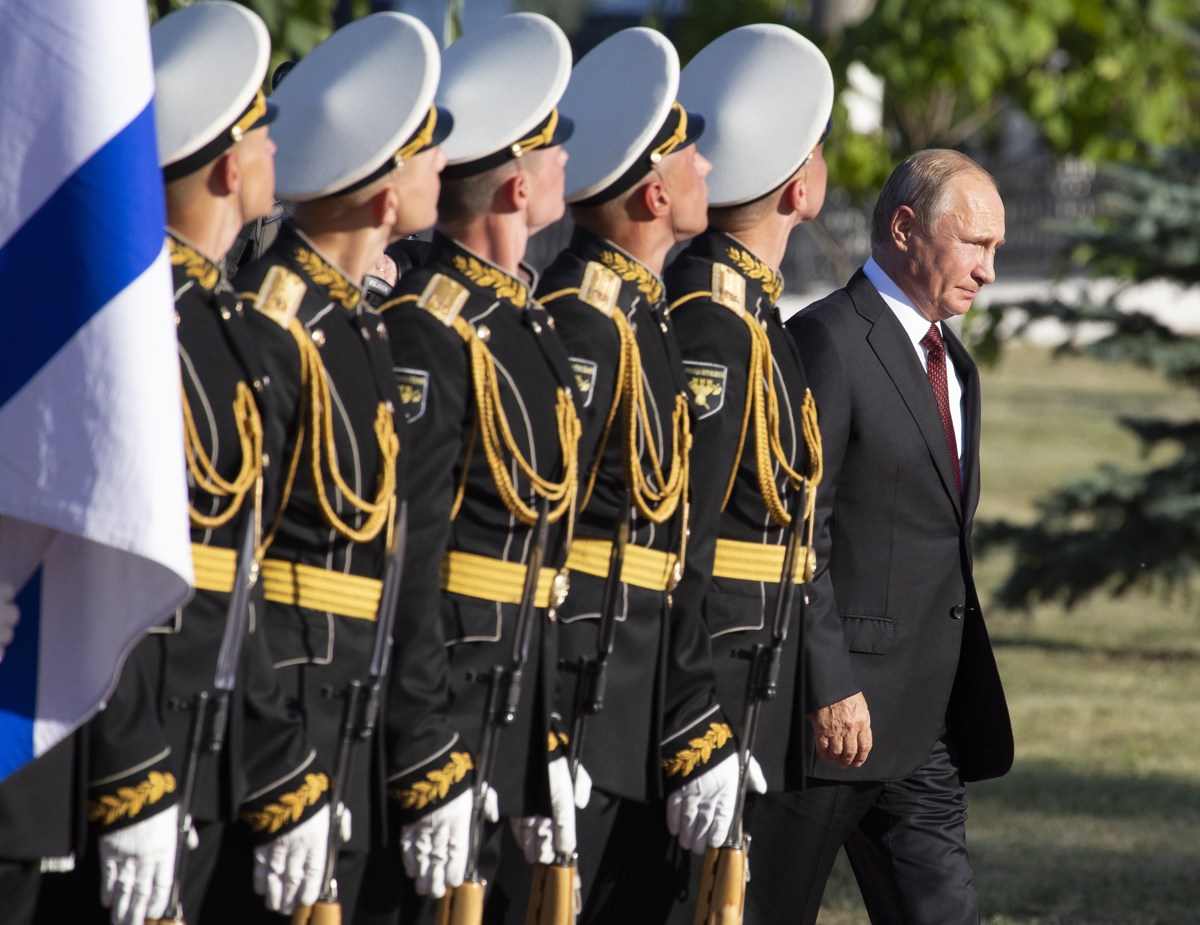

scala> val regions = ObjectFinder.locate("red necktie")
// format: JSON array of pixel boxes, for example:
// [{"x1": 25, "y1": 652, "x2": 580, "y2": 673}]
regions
[{"x1": 920, "y1": 324, "x2": 961, "y2": 496}]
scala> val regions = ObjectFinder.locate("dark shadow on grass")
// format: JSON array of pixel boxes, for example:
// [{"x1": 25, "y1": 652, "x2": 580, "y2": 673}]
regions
[
  {"x1": 992, "y1": 635, "x2": 1200, "y2": 664},
  {"x1": 969, "y1": 764, "x2": 1200, "y2": 922},
  {"x1": 819, "y1": 764, "x2": 1200, "y2": 924},
  {"x1": 971, "y1": 762, "x2": 1200, "y2": 820}
]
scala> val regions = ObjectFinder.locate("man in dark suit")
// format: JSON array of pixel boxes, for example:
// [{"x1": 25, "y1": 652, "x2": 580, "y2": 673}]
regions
[{"x1": 750, "y1": 149, "x2": 1014, "y2": 925}]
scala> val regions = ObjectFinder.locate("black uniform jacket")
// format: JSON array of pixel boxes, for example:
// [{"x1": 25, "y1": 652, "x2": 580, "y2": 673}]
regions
[
  {"x1": 84, "y1": 233, "x2": 327, "y2": 846},
  {"x1": 236, "y1": 222, "x2": 405, "y2": 850},
  {"x1": 664, "y1": 232, "x2": 858, "y2": 792},
  {"x1": 378, "y1": 234, "x2": 578, "y2": 820},
  {"x1": 537, "y1": 228, "x2": 733, "y2": 802},
  {"x1": 788, "y1": 269, "x2": 1013, "y2": 783}
]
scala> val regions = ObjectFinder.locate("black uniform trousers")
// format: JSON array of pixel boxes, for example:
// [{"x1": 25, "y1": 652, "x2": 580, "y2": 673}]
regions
[
  {"x1": 489, "y1": 787, "x2": 702, "y2": 925},
  {"x1": 197, "y1": 823, "x2": 368, "y2": 925},
  {"x1": 0, "y1": 863, "x2": 41, "y2": 925},
  {"x1": 352, "y1": 823, "x2": 506, "y2": 925},
  {"x1": 745, "y1": 733, "x2": 977, "y2": 925}
]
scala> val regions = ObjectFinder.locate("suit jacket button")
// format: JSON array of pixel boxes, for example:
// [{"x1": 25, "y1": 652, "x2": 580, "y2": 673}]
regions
[{"x1": 951, "y1": 604, "x2": 965, "y2": 620}]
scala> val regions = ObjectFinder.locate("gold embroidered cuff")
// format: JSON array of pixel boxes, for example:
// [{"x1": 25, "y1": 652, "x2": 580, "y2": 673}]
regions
[
  {"x1": 661, "y1": 722, "x2": 734, "y2": 782},
  {"x1": 240, "y1": 772, "x2": 329, "y2": 841},
  {"x1": 388, "y1": 752, "x2": 474, "y2": 821},
  {"x1": 88, "y1": 771, "x2": 177, "y2": 829}
]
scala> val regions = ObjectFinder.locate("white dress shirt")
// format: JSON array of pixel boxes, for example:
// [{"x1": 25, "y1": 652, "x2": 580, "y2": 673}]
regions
[{"x1": 862, "y1": 258, "x2": 966, "y2": 477}]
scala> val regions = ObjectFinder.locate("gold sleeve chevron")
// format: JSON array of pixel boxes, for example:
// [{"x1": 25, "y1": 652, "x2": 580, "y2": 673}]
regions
[{"x1": 241, "y1": 772, "x2": 329, "y2": 835}]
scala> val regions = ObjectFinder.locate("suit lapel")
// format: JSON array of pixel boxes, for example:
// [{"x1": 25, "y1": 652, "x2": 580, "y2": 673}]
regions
[{"x1": 847, "y1": 271, "x2": 963, "y2": 519}]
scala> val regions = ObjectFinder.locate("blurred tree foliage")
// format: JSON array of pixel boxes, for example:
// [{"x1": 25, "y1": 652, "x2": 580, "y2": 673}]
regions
[
  {"x1": 971, "y1": 148, "x2": 1200, "y2": 608},
  {"x1": 677, "y1": 0, "x2": 1200, "y2": 197},
  {"x1": 150, "y1": 0, "x2": 1200, "y2": 196},
  {"x1": 150, "y1": 0, "x2": 339, "y2": 63}
]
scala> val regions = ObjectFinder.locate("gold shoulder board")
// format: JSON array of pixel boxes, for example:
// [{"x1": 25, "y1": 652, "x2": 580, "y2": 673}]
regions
[
  {"x1": 253, "y1": 266, "x2": 306, "y2": 327},
  {"x1": 579, "y1": 261, "x2": 621, "y2": 317},
  {"x1": 417, "y1": 273, "x2": 470, "y2": 325},
  {"x1": 711, "y1": 263, "x2": 746, "y2": 316}
]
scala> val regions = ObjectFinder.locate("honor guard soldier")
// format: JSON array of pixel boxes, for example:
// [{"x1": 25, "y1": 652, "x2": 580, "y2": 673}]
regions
[
  {"x1": 372, "y1": 13, "x2": 582, "y2": 921},
  {"x1": 512, "y1": 27, "x2": 746, "y2": 925},
  {"x1": 231, "y1": 12, "x2": 450, "y2": 922},
  {"x1": 35, "y1": 5, "x2": 335, "y2": 924},
  {"x1": 663, "y1": 25, "x2": 872, "y2": 923}
]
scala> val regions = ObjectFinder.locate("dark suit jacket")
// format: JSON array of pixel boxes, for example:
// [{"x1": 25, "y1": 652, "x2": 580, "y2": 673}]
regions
[{"x1": 788, "y1": 269, "x2": 1012, "y2": 783}]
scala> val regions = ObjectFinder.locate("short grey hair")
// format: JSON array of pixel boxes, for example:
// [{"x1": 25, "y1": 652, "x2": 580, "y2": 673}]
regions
[{"x1": 870, "y1": 149, "x2": 995, "y2": 249}]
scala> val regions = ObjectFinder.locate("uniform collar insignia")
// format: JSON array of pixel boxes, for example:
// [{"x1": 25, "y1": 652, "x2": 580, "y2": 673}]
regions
[
  {"x1": 596, "y1": 242, "x2": 664, "y2": 306},
  {"x1": 721, "y1": 235, "x2": 784, "y2": 305},
  {"x1": 438, "y1": 236, "x2": 529, "y2": 308},
  {"x1": 287, "y1": 225, "x2": 362, "y2": 311},
  {"x1": 168, "y1": 232, "x2": 222, "y2": 292}
]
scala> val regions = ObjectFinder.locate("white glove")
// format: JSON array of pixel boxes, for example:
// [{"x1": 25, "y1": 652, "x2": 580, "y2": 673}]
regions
[
  {"x1": 253, "y1": 803, "x2": 330, "y2": 914},
  {"x1": 573, "y1": 763, "x2": 592, "y2": 810},
  {"x1": 98, "y1": 805, "x2": 178, "y2": 925},
  {"x1": 400, "y1": 786, "x2": 497, "y2": 897},
  {"x1": 335, "y1": 802, "x2": 352, "y2": 844},
  {"x1": 0, "y1": 580, "x2": 19, "y2": 663},
  {"x1": 399, "y1": 787, "x2": 487, "y2": 898},
  {"x1": 666, "y1": 754, "x2": 766, "y2": 855},
  {"x1": 510, "y1": 756, "x2": 578, "y2": 865}
]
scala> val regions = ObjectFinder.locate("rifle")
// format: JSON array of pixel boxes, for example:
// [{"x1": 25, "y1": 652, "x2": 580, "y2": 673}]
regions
[
  {"x1": 152, "y1": 515, "x2": 259, "y2": 925},
  {"x1": 527, "y1": 502, "x2": 630, "y2": 925},
  {"x1": 294, "y1": 502, "x2": 408, "y2": 925},
  {"x1": 693, "y1": 491, "x2": 809, "y2": 925},
  {"x1": 437, "y1": 501, "x2": 551, "y2": 925}
]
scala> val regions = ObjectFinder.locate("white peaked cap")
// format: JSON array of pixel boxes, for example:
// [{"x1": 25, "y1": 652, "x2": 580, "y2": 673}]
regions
[
  {"x1": 560, "y1": 27, "x2": 692, "y2": 205},
  {"x1": 436, "y1": 13, "x2": 573, "y2": 173},
  {"x1": 151, "y1": 1, "x2": 273, "y2": 175},
  {"x1": 680, "y1": 23, "x2": 834, "y2": 207},
  {"x1": 270, "y1": 12, "x2": 442, "y2": 201}
]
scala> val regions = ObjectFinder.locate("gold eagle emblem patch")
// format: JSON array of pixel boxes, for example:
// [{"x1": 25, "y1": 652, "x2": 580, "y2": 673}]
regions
[
  {"x1": 394, "y1": 368, "x2": 429, "y2": 422},
  {"x1": 682, "y1": 360, "x2": 728, "y2": 419},
  {"x1": 569, "y1": 357, "x2": 599, "y2": 408}
]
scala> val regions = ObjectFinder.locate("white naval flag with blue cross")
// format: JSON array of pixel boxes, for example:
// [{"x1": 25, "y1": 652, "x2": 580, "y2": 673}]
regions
[{"x1": 0, "y1": 0, "x2": 194, "y2": 781}]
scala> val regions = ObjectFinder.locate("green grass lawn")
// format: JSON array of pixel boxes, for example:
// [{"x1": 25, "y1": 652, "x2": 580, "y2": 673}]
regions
[{"x1": 815, "y1": 344, "x2": 1200, "y2": 924}]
